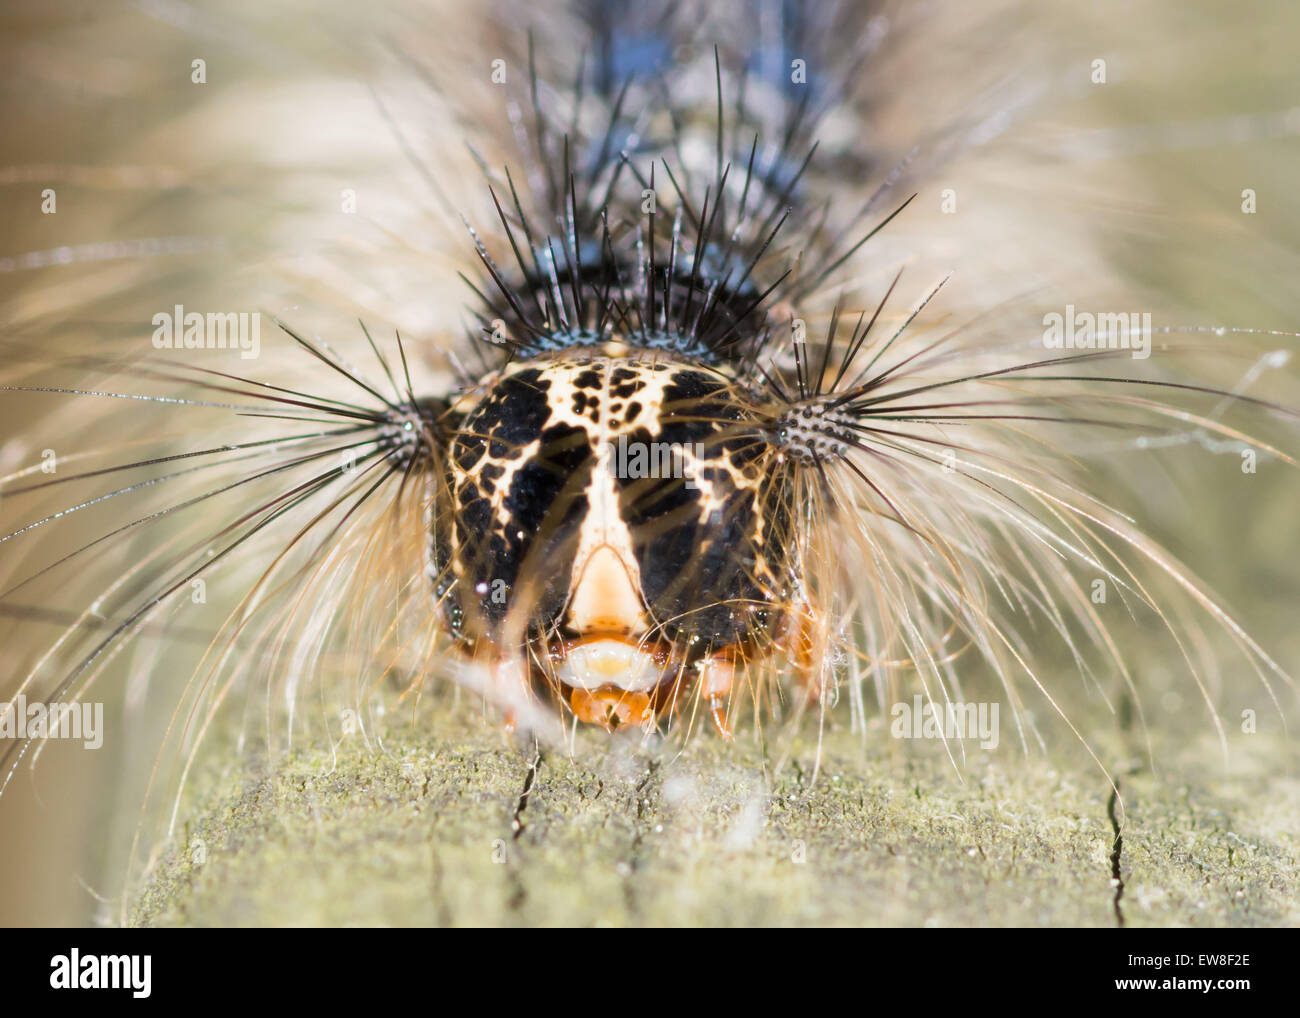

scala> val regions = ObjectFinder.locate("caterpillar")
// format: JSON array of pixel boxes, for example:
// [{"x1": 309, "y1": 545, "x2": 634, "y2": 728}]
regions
[{"x1": 2, "y1": 0, "x2": 1298, "y2": 926}]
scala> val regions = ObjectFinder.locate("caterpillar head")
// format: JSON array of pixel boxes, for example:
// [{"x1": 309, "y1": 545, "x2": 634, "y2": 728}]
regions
[{"x1": 429, "y1": 344, "x2": 808, "y2": 731}]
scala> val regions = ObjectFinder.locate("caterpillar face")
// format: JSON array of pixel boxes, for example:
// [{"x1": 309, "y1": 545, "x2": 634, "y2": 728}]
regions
[{"x1": 433, "y1": 345, "x2": 800, "y2": 730}]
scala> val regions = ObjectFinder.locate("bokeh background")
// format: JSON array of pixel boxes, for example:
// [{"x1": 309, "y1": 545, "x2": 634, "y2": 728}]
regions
[{"x1": 2, "y1": 0, "x2": 1299, "y2": 925}]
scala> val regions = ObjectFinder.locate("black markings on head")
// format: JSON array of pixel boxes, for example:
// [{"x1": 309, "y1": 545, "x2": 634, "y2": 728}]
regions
[{"x1": 432, "y1": 354, "x2": 795, "y2": 655}]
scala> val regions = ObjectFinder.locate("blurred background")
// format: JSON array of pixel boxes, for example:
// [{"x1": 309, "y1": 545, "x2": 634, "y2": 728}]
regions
[{"x1": 2, "y1": 0, "x2": 1298, "y2": 925}]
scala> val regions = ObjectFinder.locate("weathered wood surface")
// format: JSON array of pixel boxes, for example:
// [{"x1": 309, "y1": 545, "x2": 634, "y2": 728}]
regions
[{"x1": 130, "y1": 694, "x2": 1300, "y2": 927}]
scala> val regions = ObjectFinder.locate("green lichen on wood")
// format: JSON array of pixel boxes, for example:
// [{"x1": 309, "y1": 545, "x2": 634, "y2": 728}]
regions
[{"x1": 129, "y1": 694, "x2": 1300, "y2": 927}]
